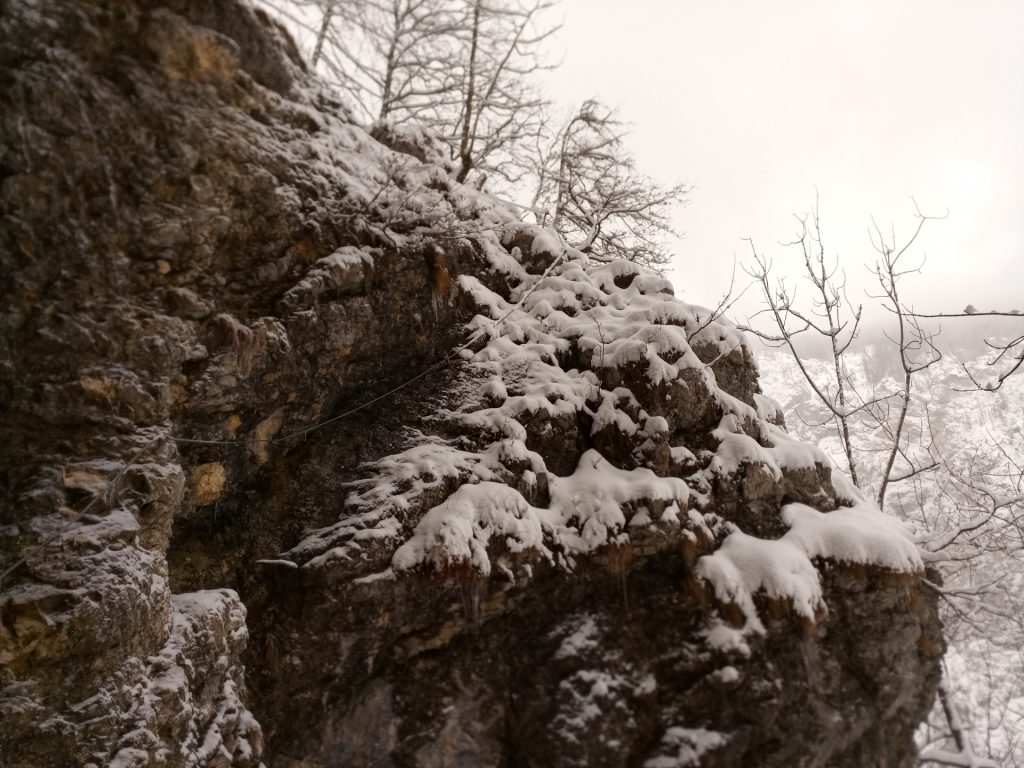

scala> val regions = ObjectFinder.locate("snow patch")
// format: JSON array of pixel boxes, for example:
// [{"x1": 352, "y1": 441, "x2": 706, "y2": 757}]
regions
[
  {"x1": 554, "y1": 616, "x2": 602, "y2": 660},
  {"x1": 696, "y1": 497, "x2": 922, "y2": 632},
  {"x1": 645, "y1": 726, "x2": 728, "y2": 768}
]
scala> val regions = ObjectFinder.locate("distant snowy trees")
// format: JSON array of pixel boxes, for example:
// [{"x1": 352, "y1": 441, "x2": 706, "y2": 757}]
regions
[{"x1": 744, "y1": 200, "x2": 1024, "y2": 767}]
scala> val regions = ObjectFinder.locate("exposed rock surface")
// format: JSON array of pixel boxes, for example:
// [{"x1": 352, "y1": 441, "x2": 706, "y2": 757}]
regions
[{"x1": 0, "y1": 1, "x2": 942, "y2": 766}]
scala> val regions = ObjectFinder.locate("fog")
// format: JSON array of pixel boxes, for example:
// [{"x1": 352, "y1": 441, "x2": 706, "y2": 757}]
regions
[{"x1": 542, "y1": 0, "x2": 1024, "y2": 320}]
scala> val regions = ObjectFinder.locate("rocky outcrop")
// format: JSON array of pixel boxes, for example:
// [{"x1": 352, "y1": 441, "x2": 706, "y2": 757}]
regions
[{"x1": 0, "y1": 1, "x2": 942, "y2": 766}]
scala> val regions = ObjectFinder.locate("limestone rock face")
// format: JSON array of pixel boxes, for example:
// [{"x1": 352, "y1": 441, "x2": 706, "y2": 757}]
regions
[{"x1": 0, "y1": 1, "x2": 942, "y2": 766}]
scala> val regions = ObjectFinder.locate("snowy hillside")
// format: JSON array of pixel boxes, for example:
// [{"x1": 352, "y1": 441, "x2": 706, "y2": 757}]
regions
[
  {"x1": 757, "y1": 345, "x2": 1024, "y2": 485},
  {"x1": 756, "y1": 341, "x2": 1024, "y2": 765}
]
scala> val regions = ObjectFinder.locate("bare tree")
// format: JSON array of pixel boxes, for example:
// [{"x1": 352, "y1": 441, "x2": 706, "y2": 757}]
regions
[
  {"x1": 866, "y1": 202, "x2": 945, "y2": 508},
  {"x1": 904, "y1": 308, "x2": 1024, "y2": 392},
  {"x1": 275, "y1": 0, "x2": 464, "y2": 124},
  {"x1": 529, "y1": 100, "x2": 624, "y2": 223},
  {"x1": 745, "y1": 200, "x2": 1024, "y2": 765},
  {"x1": 264, "y1": 0, "x2": 559, "y2": 189},
  {"x1": 744, "y1": 199, "x2": 946, "y2": 503},
  {"x1": 530, "y1": 99, "x2": 688, "y2": 270},
  {"x1": 448, "y1": 0, "x2": 559, "y2": 186},
  {"x1": 743, "y1": 200, "x2": 870, "y2": 487}
]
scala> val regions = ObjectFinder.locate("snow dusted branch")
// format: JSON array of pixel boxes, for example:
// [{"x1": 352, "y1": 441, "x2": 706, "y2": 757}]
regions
[
  {"x1": 528, "y1": 98, "x2": 688, "y2": 271},
  {"x1": 894, "y1": 252, "x2": 1023, "y2": 394},
  {"x1": 744, "y1": 198, "x2": 950, "y2": 511},
  {"x1": 919, "y1": 747, "x2": 999, "y2": 768},
  {"x1": 686, "y1": 258, "x2": 751, "y2": 346},
  {"x1": 745, "y1": 198, "x2": 1024, "y2": 762},
  {"x1": 262, "y1": 0, "x2": 561, "y2": 190},
  {"x1": 919, "y1": 675, "x2": 999, "y2": 768},
  {"x1": 865, "y1": 200, "x2": 944, "y2": 509},
  {"x1": 741, "y1": 199, "x2": 868, "y2": 487}
]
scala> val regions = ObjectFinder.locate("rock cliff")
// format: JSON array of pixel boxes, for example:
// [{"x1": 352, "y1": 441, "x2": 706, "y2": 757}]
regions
[{"x1": 0, "y1": 1, "x2": 942, "y2": 766}]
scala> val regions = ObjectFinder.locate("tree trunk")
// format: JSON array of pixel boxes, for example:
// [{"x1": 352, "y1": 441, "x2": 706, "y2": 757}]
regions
[
  {"x1": 312, "y1": 2, "x2": 334, "y2": 67},
  {"x1": 456, "y1": 0, "x2": 481, "y2": 183}
]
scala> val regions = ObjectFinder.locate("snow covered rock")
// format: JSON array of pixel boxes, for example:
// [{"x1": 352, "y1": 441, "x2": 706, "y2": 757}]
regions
[{"x1": 0, "y1": 1, "x2": 941, "y2": 766}]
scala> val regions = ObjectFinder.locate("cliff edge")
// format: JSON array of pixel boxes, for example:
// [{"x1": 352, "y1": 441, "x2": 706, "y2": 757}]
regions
[{"x1": 0, "y1": 2, "x2": 942, "y2": 766}]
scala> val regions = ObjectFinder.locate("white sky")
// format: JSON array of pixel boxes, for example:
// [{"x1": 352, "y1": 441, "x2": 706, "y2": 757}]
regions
[{"x1": 541, "y1": 0, "x2": 1024, "y2": 319}]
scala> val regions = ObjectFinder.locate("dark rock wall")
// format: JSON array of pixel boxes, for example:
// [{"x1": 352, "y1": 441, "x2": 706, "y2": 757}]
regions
[{"x1": 0, "y1": 2, "x2": 942, "y2": 766}]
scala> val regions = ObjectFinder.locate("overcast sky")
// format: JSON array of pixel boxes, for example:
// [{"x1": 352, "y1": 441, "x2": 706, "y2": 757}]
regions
[{"x1": 542, "y1": 0, "x2": 1024, "y2": 320}]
